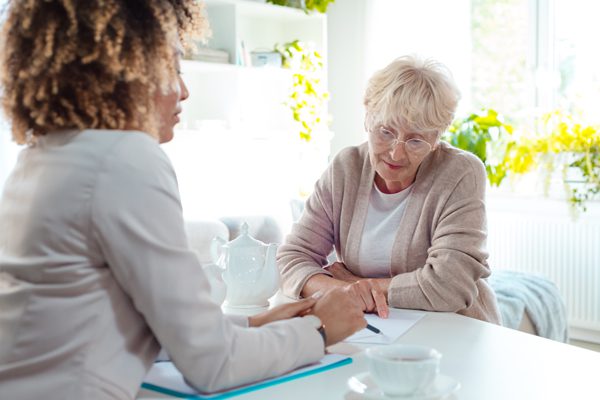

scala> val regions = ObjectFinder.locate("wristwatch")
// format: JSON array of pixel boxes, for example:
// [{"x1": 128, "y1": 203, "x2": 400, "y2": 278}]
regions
[{"x1": 303, "y1": 314, "x2": 327, "y2": 348}]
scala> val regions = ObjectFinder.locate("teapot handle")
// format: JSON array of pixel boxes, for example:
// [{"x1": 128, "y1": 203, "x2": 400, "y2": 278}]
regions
[{"x1": 210, "y1": 236, "x2": 227, "y2": 265}]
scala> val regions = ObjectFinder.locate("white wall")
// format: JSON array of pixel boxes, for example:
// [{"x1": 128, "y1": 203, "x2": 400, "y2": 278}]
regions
[
  {"x1": 363, "y1": 0, "x2": 472, "y2": 105},
  {"x1": 326, "y1": 0, "x2": 369, "y2": 159}
]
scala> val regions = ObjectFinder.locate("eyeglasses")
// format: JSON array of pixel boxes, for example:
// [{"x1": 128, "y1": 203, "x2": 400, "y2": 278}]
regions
[{"x1": 370, "y1": 126, "x2": 432, "y2": 157}]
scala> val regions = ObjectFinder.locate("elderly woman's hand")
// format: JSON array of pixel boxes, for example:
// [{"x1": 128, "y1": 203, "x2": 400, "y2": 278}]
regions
[
  {"x1": 345, "y1": 279, "x2": 390, "y2": 319},
  {"x1": 326, "y1": 262, "x2": 361, "y2": 283},
  {"x1": 326, "y1": 262, "x2": 390, "y2": 318}
]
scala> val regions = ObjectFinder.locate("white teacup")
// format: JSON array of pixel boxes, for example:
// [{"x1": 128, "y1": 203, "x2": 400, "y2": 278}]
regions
[{"x1": 365, "y1": 344, "x2": 441, "y2": 397}]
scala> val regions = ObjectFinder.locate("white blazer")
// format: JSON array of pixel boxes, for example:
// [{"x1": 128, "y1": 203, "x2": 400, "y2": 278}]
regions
[{"x1": 0, "y1": 130, "x2": 323, "y2": 400}]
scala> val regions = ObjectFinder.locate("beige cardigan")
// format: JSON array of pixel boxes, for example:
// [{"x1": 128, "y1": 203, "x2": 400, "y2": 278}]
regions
[{"x1": 278, "y1": 141, "x2": 501, "y2": 324}]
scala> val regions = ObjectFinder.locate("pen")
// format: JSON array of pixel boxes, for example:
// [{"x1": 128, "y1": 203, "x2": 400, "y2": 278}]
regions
[{"x1": 366, "y1": 324, "x2": 381, "y2": 334}]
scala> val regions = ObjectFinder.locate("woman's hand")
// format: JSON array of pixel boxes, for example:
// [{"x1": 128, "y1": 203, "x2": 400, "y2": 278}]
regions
[
  {"x1": 248, "y1": 297, "x2": 317, "y2": 327},
  {"x1": 325, "y1": 262, "x2": 391, "y2": 318},
  {"x1": 248, "y1": 289, "x2": 366, "y2": 347},
  {"x1": 305, "y1": 262, "x2": 392, "y2": 318},
  {"x1": 310, "y1": 287, "x2": 366, "y2": 346},
  {"x1": 346, "y1": 279, "x2": 390, "y2": 319},
  {"x1": 326, "y1": 262, "x2": 361, "y2": 283}
]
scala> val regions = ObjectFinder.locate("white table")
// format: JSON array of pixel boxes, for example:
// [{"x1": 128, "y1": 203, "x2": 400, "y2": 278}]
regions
[{"x1": 137, "y1": 311, "x2": 600, "y2": 399}]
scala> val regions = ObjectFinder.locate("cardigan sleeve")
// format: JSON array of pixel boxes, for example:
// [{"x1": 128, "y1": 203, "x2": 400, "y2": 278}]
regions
[
  {"x1": 277, "y1": 165, "x2": 336, "y2": 299},
  {"x1": 387, "y1": 156, "x2": 491, "y2": 314},
  {"x1": 91, "y1": 135, "x2": 324, "y2": 393}
]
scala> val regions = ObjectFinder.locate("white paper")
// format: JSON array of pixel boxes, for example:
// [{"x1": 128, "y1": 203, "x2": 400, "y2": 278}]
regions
[
  {"x1": 344, "y1": 309, "x2": 426, "y2": 344},
  {"x1": 143, "y1": 353, "x2": 350, "y2": 398}
]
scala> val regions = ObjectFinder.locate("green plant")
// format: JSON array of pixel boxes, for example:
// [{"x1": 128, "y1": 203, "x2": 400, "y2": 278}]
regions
[
  {"x1": 445, "y1": 108, "x2": 600, "y2": 212},
  {"x1": 443, "y1": 109, "x2": 515, "y2": 186},
  {"x1": 275, "y1": 40, "x2": 329, "y2": 141},
  {"x1": 267, "y1": 0, "x2": 335, "y2": 14},
  {"x1": 521, "y1": 111, "x2": 600, "y2": 211}
]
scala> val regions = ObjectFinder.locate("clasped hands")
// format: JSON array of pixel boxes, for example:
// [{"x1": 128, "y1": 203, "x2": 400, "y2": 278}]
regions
[
  {"x1": 248, "y1": 287, "x2": 366, "y2": 347},
  {"x1": 247, "y1": 262, "x2": 389, "y2": 346}
]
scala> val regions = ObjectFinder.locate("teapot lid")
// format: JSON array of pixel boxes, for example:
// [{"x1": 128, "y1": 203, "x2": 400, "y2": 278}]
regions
[{"x1": 226, "y1": 222, "x2": 264, "y2": 249}]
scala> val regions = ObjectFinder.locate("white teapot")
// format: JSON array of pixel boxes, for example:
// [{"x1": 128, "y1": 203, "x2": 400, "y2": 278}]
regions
[{"x1": 211, "y1": 222, "x2": 280, "y2": 310}]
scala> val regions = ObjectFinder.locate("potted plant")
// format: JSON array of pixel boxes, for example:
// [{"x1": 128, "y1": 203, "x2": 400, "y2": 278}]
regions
[
  {"x1": 267, "y1": 0, "x2": 335, "y2": 14},
  {"x1": 274, "y1": 40, "x2": 331, "y2": 197},
  {"x1": 442, "y1": 108, "x2": 515, "y2": 187},
  {"x1": 274, "y1": 40, "x2": 329, "y2": 142},
  {"x1": 511, "y1": 111, "x2": 600, "y2": 211},
  {"x1": 445, "y1": 109, "x2": 600, "y2": 213}
]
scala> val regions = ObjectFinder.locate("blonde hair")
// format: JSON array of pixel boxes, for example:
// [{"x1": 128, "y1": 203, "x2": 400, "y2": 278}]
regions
[
  {"x1": 0, "y1": 0, "x2": 208, "y2": 144},
  {"x1": 364, "y1": 55, "x2": 460, "y2": 136}
]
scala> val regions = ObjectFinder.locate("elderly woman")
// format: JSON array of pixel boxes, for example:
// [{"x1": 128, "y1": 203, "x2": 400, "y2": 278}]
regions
[
  {"x1": 0, "y1": 1, "x2": 366, "y2": 399},
  {"x1": 278, "y1": 55, "x2": 501, "y2": 324}
]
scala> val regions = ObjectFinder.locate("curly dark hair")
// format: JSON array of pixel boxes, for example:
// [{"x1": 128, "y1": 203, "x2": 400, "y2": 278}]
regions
[{"x1": 0, "y1": 0, "x2": 208, "y2": 144}]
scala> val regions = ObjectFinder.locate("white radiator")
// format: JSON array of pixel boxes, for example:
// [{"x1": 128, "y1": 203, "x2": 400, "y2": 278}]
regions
[{"x1": 486, "y1": 193, "x2": 600, "y2": 343}]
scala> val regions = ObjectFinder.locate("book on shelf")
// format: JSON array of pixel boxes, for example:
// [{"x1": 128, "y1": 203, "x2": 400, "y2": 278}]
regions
[
  {"x1": 190, "y1": 47, "x2": 230, "y2": 64},
  {"x1": 237, "y1": 40, "x2": 252, "y2": 67}
]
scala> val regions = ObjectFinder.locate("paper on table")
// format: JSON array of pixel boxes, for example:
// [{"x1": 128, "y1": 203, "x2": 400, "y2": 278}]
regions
[
  {"x1": 345, "y1": 309, "x2": 426, "y2": 344},
  {"x1": 142, "y1": 353, "x2": 351, "y2": 399}
]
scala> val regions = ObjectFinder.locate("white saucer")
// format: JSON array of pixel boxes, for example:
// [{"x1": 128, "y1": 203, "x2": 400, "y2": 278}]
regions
[{"x1": 347, "y1": 371, "x2": 460, "y2": 400}]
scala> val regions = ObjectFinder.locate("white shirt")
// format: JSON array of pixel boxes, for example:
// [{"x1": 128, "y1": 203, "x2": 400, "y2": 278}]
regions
[
  {"x1": 358, "y1": 183, "x2": 412, "y2": 277},
  {"x1": 0, "y1": 130, "x2": 323, "y2": 400}
]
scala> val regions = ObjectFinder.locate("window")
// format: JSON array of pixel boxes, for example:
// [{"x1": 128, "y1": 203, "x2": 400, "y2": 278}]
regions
[
  {"x1": 470, "y1": 0, "x2": 532, "y2": 127},
  {"x1": 554, "y1": 0, "x2": 600, "y2": 118},
  {"x1": 472, "y1": 0, "x2": 600, "y2": 127}
]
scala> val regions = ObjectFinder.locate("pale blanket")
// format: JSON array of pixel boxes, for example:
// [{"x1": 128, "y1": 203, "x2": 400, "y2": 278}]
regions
[{"x1": 489, "y1": 270, "x2": 568, "y2": 342}]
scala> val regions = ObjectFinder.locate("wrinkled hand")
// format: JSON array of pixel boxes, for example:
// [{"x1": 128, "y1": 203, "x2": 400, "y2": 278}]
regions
[
  {"x1": 248, "y1": 297, "x2": 317, "y2": 327},
  {"x1": 310, "y1": 287, "x2": 366, "y2": 346},
  {"x1": 324, "y1": 262, "x2": 390, "y2": 318},
  {"x1": 326, "y1": 262, "x2": 361, "y2": 283},
  {"x1": 345, "y1": 279, "x2": 389, "y2": 318}
]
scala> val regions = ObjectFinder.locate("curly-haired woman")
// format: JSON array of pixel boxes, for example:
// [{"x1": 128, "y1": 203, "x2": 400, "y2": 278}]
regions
[{"x1": 0, "y1": 1, "x2": 365, "y2": 399}]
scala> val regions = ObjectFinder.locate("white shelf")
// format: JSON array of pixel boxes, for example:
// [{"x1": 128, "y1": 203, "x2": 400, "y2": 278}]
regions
[
  {"x1": 179, "y1": 59, "x2": 294, "y2": 130},
  {"x1": 204, "y1": 0, "x2": 325, "y2": 22},
  {"x1": 181, "y1": 0, "x2": 327, "y2": 131},
  {"x1": 181, "y1": 59, "x2": 290, "y2": 75},
  {"x1": 181, "y1": 59, "x2": 238, "y2": 71},
  {"x1": 202, "y1": 0, "x2": 327, "y2": 65}
]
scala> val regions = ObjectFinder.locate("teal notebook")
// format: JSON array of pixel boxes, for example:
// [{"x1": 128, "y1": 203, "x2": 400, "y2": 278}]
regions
[{"x1": 141, "y1": 354, "x2": 352, "y2": 399}]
